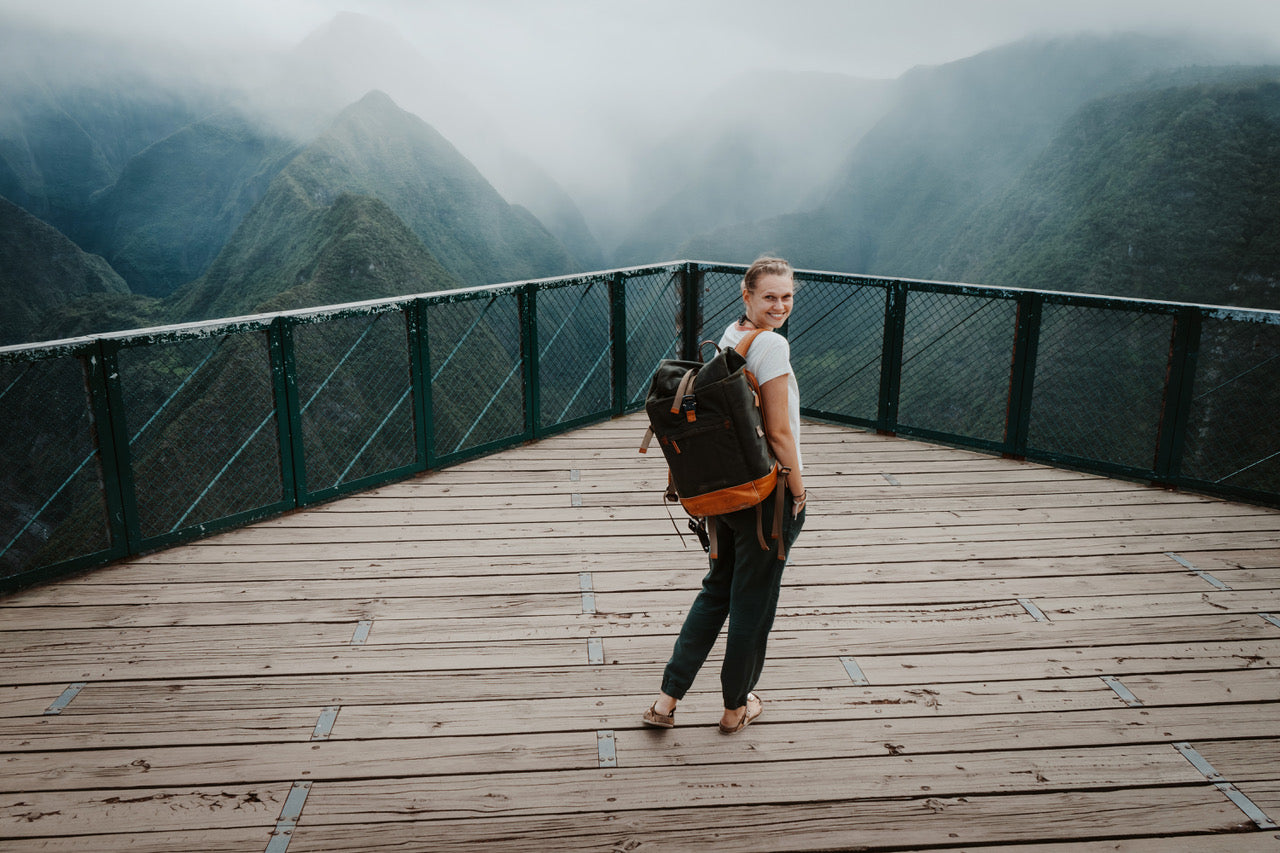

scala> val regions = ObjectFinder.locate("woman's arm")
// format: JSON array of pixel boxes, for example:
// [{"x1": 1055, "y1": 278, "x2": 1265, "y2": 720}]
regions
[{"x1": 759, "y1": 374, "x2": 804, "y2": 501}]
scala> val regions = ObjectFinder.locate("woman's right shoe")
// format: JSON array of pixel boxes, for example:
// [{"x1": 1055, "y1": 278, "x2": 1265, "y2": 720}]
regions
[{"x1": 642, "y1": 702, "x2": 675, "y2": 728}]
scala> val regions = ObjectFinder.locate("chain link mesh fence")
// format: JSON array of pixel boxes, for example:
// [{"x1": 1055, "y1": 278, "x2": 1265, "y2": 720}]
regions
[
  {"x1": 789, "y1": 276, "x2": 886, "y2": 424},
  {"x1": 118, "y1": 330, "x2": 283, "y2": 540},
  {"x1": 427, "y1": 291, "x2": 524, "y2": 459},
  {"x1": 898, "y1": 290, "x2": 1017, "y2": 444},
  {"x1": 293, "y1": 310, "x2": 416, "y2": 493},
  {"x1": 537, "y1": 279, "x2": 611, "y2": 428},
  {"x1": 0, "y1": 354, "x2": 111, "y2": 578},
  {"x1": 1028, "y1": 302, "x2": 1173, "y2": 472},
  {"x1": 699, "y1": 267, "x2": 746, "y2": 347},
  {"x1": 623, "y1": 269, "x2": 681, "y2": 408},
  {"x1": 1180, "y1": 316, "x2": 1280, "y2": 490},
  {"x1": 5, "y1": 263, "x2": 1278, "y2": 588}
]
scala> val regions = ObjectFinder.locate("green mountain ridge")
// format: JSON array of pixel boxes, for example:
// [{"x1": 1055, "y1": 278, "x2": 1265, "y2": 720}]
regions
[
  {"x1": 83, "y1": 110, "x2": 301, "y2": 297},
  {"x1": 169, "y1": 184, "x2": 461, "y2": 322},
  {"x1": 0, "y1": 195, "x2": 132, "y2": 346},
  {"x1": 938, "y1": 74, "x2": 1280, "y2": 307},
  {"x1": 681, "y1": 34, "x2": 1275, "y2": 304}
]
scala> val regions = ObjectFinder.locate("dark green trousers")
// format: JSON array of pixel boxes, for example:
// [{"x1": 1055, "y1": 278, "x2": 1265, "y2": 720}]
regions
[{"x1": 660, "y1": 488, "x2": 806, "y2": 710}]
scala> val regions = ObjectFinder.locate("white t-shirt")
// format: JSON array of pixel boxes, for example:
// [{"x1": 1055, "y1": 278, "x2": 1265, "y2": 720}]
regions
[{"x1": 719, "y1": 324, "x2": 803, "y2": 471}]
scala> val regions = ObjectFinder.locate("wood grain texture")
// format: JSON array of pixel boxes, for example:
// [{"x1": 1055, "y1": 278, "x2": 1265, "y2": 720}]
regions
[{"x1": 1, "y1": 413, "x2": 1277, "y2": 850}]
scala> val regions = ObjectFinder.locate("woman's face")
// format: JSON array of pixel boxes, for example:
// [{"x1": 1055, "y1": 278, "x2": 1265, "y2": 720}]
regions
[{"x1": 743, "y1": 273, "x2": 794, "y2": 331}]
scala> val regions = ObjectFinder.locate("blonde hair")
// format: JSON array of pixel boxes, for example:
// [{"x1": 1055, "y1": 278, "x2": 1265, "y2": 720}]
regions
[{"x1": 742, "y1": 256, "x2": 793, "y2": 294}]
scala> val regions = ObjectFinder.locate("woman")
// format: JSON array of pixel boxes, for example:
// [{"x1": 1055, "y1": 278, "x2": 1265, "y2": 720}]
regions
[{"x1": 642, "y1": 256, "x2": 807, "y2": 734}]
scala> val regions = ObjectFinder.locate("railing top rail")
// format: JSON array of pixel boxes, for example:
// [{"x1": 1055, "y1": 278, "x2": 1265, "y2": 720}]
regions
[{"x1": 5, "y1": 260, "x2": 1279, "y2": 362}]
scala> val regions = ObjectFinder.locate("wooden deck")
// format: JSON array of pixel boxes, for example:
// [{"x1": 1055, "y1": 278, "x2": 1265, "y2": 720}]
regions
[{"x1": 2, "y1": 413, "x2": 1279, "y2": 852}]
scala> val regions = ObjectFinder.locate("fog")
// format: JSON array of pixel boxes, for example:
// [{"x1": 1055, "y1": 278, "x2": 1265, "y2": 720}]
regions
[{"x1": 4, "y1": 0, "x2": 1280, "y2": 246}]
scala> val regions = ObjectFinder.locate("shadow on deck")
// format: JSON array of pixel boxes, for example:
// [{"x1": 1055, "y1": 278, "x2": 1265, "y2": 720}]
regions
[{"x1": 2, "y1": 414, "x2": 1279, "y2": 851}]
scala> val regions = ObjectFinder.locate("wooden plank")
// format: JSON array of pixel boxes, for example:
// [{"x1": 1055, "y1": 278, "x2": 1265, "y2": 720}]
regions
[
  {"x1": 6, "y1": 826, "x2": 274, "y2": 853},
  {"x1": 323, "y1": 680, "x2": 1121, "y2": 740},
  {"x1": 290, "y1": 746, "x2": 1207, "y2": 822},
  {"x1": 105, "y1": 529, "x2": 1280, "y2": 563},
  {"x1": 277, "y1": 788, "x2": 1253, "y2": 852},
  {"x1": 613, "y1": 704, "x2": 1280, "y2": 768},
  {"x1": 0, "y1": 639, "x2": 591, "y2": 682},
  {"x1": 139, "y1": 508, "x2": 1279, "y2": 546},
  {"x1": 0, "y1": 732, "x2": 597, "y2": 792},
  {"x1": 893, "y1": 835, "x2": 1280, "y2": 853},
  {"x1": 76, "y1": 549, "x2": 1277, "y2": 585},
  {"x1": 3, "y1": 570, "x2": 1244, "y2": 609},
  {"x1": 0, "y1": 784, "x2": 289, "y2": 839},
  {"x1": 1122, "y1": 670, "x2": 1280, "y2": 706},
  {"x1": 1045, "y1": 590, "x2": 1280, "y2": 620},
  {"x1": 1186, "y1": 738, "x2": 1280, "y2": 782},
  {"x1": 0, "y1": 706, "x2": 322, "y2": 751}
]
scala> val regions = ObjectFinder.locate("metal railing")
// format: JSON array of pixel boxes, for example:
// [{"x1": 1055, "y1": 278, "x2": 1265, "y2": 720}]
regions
[{"x1": 2, "y1": 261, "x2": 1278, "y2": 592}]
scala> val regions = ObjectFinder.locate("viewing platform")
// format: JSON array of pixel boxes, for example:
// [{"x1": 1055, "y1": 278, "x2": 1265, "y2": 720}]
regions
[{"x1": 3, "y1": 412, "x2": 1279, "y2": 851}]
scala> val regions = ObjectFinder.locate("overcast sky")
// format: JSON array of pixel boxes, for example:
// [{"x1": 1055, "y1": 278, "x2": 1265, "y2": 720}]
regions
[
  {"x1": 8, "y1": 0, "x2": 1279, "y2": 84},
  {"x1": 5, "y1": 0, "x2": 1278, "y2": 208}
]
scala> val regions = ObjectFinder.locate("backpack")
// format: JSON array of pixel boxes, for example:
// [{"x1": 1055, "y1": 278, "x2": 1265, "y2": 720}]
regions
[{"x1": 639, "y1": 330, "x2": 791, "y2": 559}]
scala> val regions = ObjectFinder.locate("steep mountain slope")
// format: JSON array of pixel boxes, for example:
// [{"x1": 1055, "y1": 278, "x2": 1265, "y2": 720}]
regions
[
  {"x1": 939, "y1": 73, "x2": 1280, "y2": 307},
  {"x1": 277, "y1": 91, "x2": 576, "y2": 286},
  {"x1": 168, "y1": 183, "x2": 461, "y2": 322},
  {"x1": 682, "y1": 34, "x2": 1239, "y2": 277},
  {"x1": 0, "y1": 195, "x2": 132, "y2": 346},
  {"x1": 278, "y1": 12, "x2": 603, "y2": 269},
  {"x1": 83, "y1": 110, "x2": 300, "y2": 297}
]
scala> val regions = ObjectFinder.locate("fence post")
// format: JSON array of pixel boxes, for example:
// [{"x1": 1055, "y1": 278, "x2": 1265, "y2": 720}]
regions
[
  {"x1": 86, "y1": 339, "x2": 134, "y2": 558},
  {"x1": 520, "y1": 284, "x2": 540, "y2": 439},
  {"x1": 610, "y1": 272, "x2": 628, "y2": 415},
  {"x1": 679, "y1": 262, "x2": 702, "y2": 361},
  {"x1": 268, "y1": 317, "x2": 302, "y2": 507},
  {"x1": 1004, "y1": 292, "x2": 1043, "y2": 458},
  {"x1": 877, "y1": 281, "x2": 907, "y2": 434},
  {"x1": 412, "y1": 297, "x2": 437, "y2": 471},
  {"x1": 1153, "y1": 306, "x2": 1201, "y2": 486}
]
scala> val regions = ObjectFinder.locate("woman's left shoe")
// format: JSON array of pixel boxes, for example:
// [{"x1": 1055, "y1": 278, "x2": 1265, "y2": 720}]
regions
[{"x1": 718, "y1": 692, "x2": 763, "y2": 734}]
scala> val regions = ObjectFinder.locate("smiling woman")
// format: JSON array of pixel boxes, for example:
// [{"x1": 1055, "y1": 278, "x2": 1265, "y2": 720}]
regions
[{"x1": 643, "y1": 255, "x2": 808, "y2": 735}]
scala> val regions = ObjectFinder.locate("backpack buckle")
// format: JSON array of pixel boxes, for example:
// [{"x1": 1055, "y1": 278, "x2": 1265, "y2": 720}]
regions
[{"x1": 680, "y1": 395, "x2": 697, "y2": 422}]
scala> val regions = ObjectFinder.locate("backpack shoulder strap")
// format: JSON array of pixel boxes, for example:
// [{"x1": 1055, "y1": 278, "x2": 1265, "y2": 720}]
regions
[{"x1": 734, "y1": 329, "x2": 767, "y2": 358}]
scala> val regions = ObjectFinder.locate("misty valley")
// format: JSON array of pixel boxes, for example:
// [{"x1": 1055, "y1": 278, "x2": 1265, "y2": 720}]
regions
[{"x1": 2, "y1": 13, "x2": 1280, "y2": 350}]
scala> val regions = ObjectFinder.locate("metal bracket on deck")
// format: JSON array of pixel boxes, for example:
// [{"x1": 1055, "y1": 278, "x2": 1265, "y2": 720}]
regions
[
  {"x1": 1100, "y1": 675, "x2": 1143, "y2": 707},
  {"x1": 1173, "y1": 742, "x2": 1277, "y2": 829},
  {"x1": 349, "y1": 619, "x2": 373, "y2": 645},
  {"x1": 44, "y1": 682, "x2": 87, "y2": 715},
  {"x1": 265, "y1": 781, "x2": 312, "y2": 853},
  {"x1": 569, "y1": 469, "x2": 580, "y2": 481},
  {"x1": 580, "y1": 572, "x2": 596, "y2": 614},
  {"x1": 840, "y1": 656, "x2": 870, "y2": 685},
  {"x1": 1017, "y1": 598, "x2": 1049, "y2": 622},
  {"x1": 571, "y1": 493, "x2": 583, "y2": 507},
  {"x1": 1261, "y1": 613, "x2": 1280, "y2": 630},
  {"x1": 587, "y1": 637, "x2": 604, "y2": 665},
  {"x1": 311, "y1": 706, "x2": 340, "y2": 741},
  {"x1": 1165, "y1": 552, "x2": 1231, "y2": 591},
  {"x1": 597, "y1": 730, "x2": 617, "y2": 768},
  {"x1": 880, "y1": 473, "x2": 901, "y2": 486}
]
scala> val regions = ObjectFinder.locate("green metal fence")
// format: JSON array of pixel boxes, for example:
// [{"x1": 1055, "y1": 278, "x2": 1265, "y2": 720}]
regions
[{"x1": 2, "y1": 261, "x2": 1278, "y2": 592}]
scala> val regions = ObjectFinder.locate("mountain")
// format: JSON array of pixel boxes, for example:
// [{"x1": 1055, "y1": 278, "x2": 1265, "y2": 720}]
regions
[
  {"x1": 609, "y1": 71, "x2": 893, "y2": 265},
  {"x1": 168, "y1": 182, "x2": 461, "y2": 322},
  {"x1": 248, "y1": 90, "x2": 575, "y2": 290},
  {"x1": 0, "y1": 195, "x2": 132, "y2": 346},
  {"x1": 682, "y1": 34, "x2": 1247, "y2": 278},
  {"x1": 82, "y1": 110, "x2": 301, "y2": 297},
  {"x1": 938, "y1": 72, "x2": 1280, "y2": 307},
  {"x1": 277, "y1": 12, "x2": 603, "y2": 269}
]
